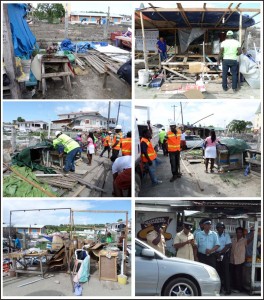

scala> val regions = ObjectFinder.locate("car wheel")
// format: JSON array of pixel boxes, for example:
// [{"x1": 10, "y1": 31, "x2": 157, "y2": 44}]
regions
[{"x1": 164, "y1": 277, "x2": 199, "y2": 296}]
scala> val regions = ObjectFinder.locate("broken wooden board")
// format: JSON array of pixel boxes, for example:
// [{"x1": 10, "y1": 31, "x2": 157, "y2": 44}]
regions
[
  {"x1": 161, "y1": 83, "x2": 182, "y2": 91},
  {"x1": 188, "y1": 159, "x2": 204, "y2": 164},
  {"x1": 184, "y1": 89, "x2": 205, "y2": 99}
]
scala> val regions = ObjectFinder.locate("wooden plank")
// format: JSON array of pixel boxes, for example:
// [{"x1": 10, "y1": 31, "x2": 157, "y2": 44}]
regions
[
  {"x1": 71, "y1": 185, "x2": 86, "y2": 197},
  {"x1": 42, "y1": 57, "x2": 69, "y2": 63},
  {"x1": 246, "y1": 159, "x2": 261, "y2": 166},
  {"x1": 67, "y1": 174, "x2": 106, "y2": 193},
  {"x1": 41, "y1": 71, "x2": 71, "y2": 78},
  {"x1": 163, "y1": 66, "x2": 195, "y2": 82}
]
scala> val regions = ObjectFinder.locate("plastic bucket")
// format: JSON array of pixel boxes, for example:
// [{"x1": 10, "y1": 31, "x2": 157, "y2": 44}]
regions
[
  {"x1": 138, "y1": 69, "x2": 149, "y2": 85},
  {"x1": 118, "y1": 274, "x2": 127, "y2": 285},
  {"x1": 21, "y1": 59, "x2": 31, "y2": 80}
]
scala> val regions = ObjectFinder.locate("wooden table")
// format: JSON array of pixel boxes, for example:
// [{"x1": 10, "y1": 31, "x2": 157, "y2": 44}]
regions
[
  {"x1": 9, "y1": 251, "x2": 48, "y2": 277},
  {"x1": 41, "y1": 56, "x2": 72, "y2": 97}
]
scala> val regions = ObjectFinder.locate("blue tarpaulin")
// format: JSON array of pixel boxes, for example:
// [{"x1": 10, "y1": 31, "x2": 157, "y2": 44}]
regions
[
  {"x1": 60, "y1": 39, "x2": 92, "y2": 53},
  {"x1": 140, "y1": 10, "x2": 255, "y2": 28},
  {"x1": 7, "y1": 4, "x2": 37, "y2": 58},
  {"x1": 60, "y1": 39, "x2": 108, "y2": 53}
]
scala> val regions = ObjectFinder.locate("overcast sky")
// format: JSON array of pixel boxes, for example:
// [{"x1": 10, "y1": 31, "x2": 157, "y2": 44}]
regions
[
  {"x1": 2, "y1": 200, "x2": 131, "y2": 226},
  {"x1": 135, "y1": 100, "x2": 260, "y2": 129},
  {"x1": 3, "y1": 101, "x2": 132, "y2": 133}
]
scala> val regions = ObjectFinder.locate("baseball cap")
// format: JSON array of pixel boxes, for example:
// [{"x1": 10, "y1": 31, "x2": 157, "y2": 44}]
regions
[{"x1": 227, "y1": 30, "x2": 233, "y2": 36}]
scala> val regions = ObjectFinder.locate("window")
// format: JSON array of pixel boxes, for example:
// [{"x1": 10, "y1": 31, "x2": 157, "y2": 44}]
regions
[
  {"x1": 135, "y1": 243, "x2": 144, "y2": 257},
  {"x1": 31, "y1": 229, "x2": 38, "y2": 233}
]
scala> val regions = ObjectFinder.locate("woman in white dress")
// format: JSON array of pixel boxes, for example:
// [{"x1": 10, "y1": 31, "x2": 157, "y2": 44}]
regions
[
  {"x1": 87, "y1": 132, "x2": 95, "y2": 165},
  {"x1": 204, "y1": 129, "x2": 220, "y2": 173}
]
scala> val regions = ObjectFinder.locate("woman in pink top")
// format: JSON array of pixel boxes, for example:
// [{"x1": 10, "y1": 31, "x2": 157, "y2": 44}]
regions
[
  {"x1": 204, "y1": 129, "x2": 220, "y2": 173},
  {"x1": 87, "y1": 132, "x2": 95, "y2": 165}
]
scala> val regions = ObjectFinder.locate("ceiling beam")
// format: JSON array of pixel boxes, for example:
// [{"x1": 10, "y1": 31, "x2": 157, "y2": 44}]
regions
[
  {"x1": 215, "y1": 3, "x2": 233, "y2": 27},
  {"x1": 141, "y1": 7, "x2": 260, "y2": 13},
  {"x1": 135, "y1": 11, "x2": 158, "y2": 28},
  {"x1": 148, "y1": 2, "x2": 177, "y2": 28},
  {"x1": 177, "y1": 3, "x2": 191, "y2": 28},
  {"x1": 223, "y1": 3, "x2": 242, "y2": 24},
  {"x1": 200, "y1": 3, "x2": 207, "y2": 26}
]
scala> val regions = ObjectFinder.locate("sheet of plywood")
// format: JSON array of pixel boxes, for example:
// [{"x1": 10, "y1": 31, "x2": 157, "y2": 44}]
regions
[
  {"x1": 161, "y1": 83, "x2": 182, "y2": 91},
  {"x1": 184, "y1": 89, "x2": 205, "y2": 99}
]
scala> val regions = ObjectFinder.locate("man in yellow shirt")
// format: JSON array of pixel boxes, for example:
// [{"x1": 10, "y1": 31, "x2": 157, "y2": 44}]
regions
[
  {"x1": 218, "y1": 30, "x2": 241, "y2": 92},
  {"x1": 53, "y1": 131, "x2": 81, "y2": 173}
]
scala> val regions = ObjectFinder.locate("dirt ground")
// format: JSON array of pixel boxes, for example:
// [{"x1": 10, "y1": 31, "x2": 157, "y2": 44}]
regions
[
  {"x1": 138, "y1": 150, "x2": 261, "y2": 197},
  {"x1": 26, "y1": 23, "x2": 132, "y2": 99},
  {"x1": 3, "y1": 266, "x2": 131, "y2": 297},
  {"x1": 135, "y1": 81, "x2": 260, "y2": 100}
]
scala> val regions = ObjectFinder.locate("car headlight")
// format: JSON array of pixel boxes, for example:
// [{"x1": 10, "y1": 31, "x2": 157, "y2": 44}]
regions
[{"x1": 203, "y1": 265, "x2": 219, "y2": 280}]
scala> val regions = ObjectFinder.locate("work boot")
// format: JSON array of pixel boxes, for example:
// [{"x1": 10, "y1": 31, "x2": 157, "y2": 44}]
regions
[
  {"x1": 177, "y1": 172, "x2": 182, "y2": 178},
  {"x1": 170, "y1": 175, "x2": 177, "y2": 182}
]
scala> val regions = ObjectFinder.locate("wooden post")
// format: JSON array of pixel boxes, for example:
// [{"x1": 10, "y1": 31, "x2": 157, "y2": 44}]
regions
[
  {"x1": 2, "y1": 4, "x2": 22, "y2": 99},
  {"x1": 174, "y1": 28, "x2": 177, "y2": 55},
  {"x1": 238, "y1": 11, "x2": 243, "y2": 89},
  {"x1": 124, "y1": 211, "x2": 128, "y2": 275},
  {"x1": 64, "y1": 3, "x2": 68, "y2": 39},
  {"x1": 140, "y1": 11, "x2": 149, "y2": 70}
]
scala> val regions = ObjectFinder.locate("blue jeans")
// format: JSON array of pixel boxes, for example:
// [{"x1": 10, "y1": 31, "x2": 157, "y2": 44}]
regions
[
  {"x1": 159, "y1": 52, "x2": 167, "y2": 62},
  {"x1": 147, "y1": 157, "x2": 162, "y2": 184},
  {"x1": 222, "y1": 59, "x2": 238, "y2": 90},
  {"x1": 64, "y1": 147, "x2": 81, "y2": 172}
]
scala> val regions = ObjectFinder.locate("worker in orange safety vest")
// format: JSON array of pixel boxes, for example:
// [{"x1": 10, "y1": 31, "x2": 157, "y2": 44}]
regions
[
  {"x1": 111, "y1": 125, "x2": 123, "y2": 162},
  {"x1": 121, "y1": 131, "x2": 132, "y2": 156},
  {"x1": 100, "y1": 131, "x2": 111, "y2": 158},
  {"x1": 164, "y1": 121, "x2": 182, "y2": 182},
  {"x1": 141, "y1": 129, "x2": 162, "y2": 186}
]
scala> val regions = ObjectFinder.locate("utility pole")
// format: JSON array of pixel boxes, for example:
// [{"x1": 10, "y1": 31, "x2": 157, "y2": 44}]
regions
[
  {"x1": 3, "y1": 4, "x2": 22, "y2": 99},
  {"x1": 171, "y1": 105, "x2": 178, "y2": 121},
  {"x1": 64, "y1": 3, "x2": 68, "y2": 38},
  {"x1": 180, "y1": 102, "x2": 184, "y2": 125},
  {"x1": 116, "y1": 101, "x2": 121, "y2": 125},
  {"x1": 107, "y1": 101, "x2": 111, "y2": 130}
]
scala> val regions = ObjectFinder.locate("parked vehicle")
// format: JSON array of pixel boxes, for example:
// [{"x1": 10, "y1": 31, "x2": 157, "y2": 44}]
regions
[
  {"x1": 135, "y1": 238, "x2": 221, "y2": 297},
  {"x1": 185, "y1": 135, "x2": 204, "y2": 149}
]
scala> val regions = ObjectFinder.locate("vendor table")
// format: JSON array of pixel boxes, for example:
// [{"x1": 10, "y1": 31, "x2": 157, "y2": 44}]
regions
[{"x1": 9, "y1": 251, "x2": 48, "y2": 278}]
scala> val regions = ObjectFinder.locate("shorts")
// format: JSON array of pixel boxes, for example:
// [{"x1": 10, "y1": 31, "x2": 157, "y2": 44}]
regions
[{"x1": 114, "y1": 168, "x2": 131, "y2": 190}]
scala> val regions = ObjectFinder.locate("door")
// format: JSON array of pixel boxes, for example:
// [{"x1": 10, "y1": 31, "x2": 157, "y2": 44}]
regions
[{"x1": 135, "y1": 242, "x2": 159, "y2": 295}]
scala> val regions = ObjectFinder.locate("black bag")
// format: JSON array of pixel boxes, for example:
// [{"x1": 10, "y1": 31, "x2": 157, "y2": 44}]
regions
[
  {"x1": 117, "y1": 59, "x2": 131, "y2": 85},
  {"x1": 3, "y1": 73, "x2": 10, "y2": 86}
]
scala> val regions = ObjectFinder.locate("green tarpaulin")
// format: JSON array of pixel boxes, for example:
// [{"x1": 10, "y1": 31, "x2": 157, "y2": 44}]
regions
[
  {"x1": 219, "y1": 137, "x2": 251, "y2": 155},
  {"x1": 3, "y1": 166, "x2": 57, "y2": 197},
  {"x1": 12, "y1": 141, "x2": 56, "y2": 174}
]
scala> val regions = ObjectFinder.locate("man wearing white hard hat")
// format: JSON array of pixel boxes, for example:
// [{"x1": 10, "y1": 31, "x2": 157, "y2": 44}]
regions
[
  {"x1": 53, "y1": 131, "x2": 81, "y2": 173},
  {"x1": 164, "y1": 121, "x2": 182, "y2": 182},
  {"x1": 111, "y1": 125, "x2": 123, "y2": 162},
  {"x1": 218, "y1": 30, "x2": 241, "y2": 92}
]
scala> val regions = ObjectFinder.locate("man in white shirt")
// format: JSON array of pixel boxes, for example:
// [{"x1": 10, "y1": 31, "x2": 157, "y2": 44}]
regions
[
  {"x1": 218, "y1": 30, "x2": 241, "y2": 92},
  {"x1": 146, "y1": 224, "x2": 166, "y2": 255},
  {"x1": 112, "y1": 155, "x2": 131, "y2": 197}
]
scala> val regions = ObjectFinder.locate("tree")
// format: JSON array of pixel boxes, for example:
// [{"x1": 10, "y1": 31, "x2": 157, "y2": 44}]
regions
[
  {"x1": 228, "y1": 120, "x2": 253, "y2": 133},
  {"x1": 117, "y1": 219, "x2": 123, "y2": 222},
  {"x1": 17, "y1": 117, "x2": 25, "y2": 122},
  {"x1": 34, "y1": 4, "x2": 65, "y2": 23}
]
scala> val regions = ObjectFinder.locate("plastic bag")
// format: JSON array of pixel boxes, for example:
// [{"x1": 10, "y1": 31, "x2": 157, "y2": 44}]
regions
[{"x1": 74, "y1": 282, "x2": 83, "y2": 296}]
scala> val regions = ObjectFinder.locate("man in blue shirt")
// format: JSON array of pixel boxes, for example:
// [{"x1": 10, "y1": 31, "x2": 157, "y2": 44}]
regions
[
  {"x1": 215, "y1": 222, "x2": 232, "y2": 295},
  {"x1": 156, "y1": 37, "x2": 167, "y2": 61},
  {"x1": 14, "y1": 234, "x2": 22, "y2": 250},
  {"x1": 195, "y1": 219, "x2": 220, "y2": 268}
]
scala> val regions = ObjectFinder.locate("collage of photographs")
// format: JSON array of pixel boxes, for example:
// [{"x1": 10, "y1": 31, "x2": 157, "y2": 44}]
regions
[{"x1": 1, "y1": 1, "x2": 263, "y2": 299}]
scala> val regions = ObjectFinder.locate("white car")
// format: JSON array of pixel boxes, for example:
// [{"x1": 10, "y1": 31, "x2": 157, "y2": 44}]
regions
[
  {"x1": 185, "y1": 135, "x2": 204, "y2": 149},
  {"x1": 136, "y1": 238, "x2": 220, "y2": 296}
]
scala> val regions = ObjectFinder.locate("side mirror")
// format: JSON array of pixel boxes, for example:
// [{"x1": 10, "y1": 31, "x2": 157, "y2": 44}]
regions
[{"x1": 141, "y1": 248, "x2": 155, "y2": 258}]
